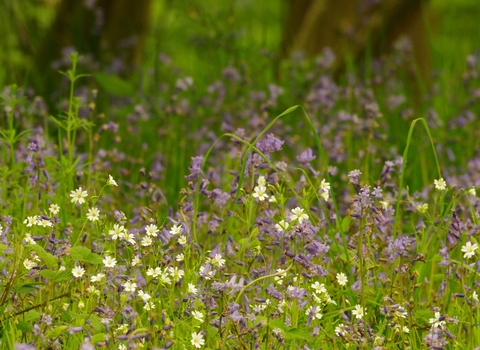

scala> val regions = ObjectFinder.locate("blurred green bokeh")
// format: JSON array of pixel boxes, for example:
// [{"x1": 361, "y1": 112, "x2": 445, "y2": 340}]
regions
[{"x1": 0, "y1": 0, "x2": 479, "y2": 93}]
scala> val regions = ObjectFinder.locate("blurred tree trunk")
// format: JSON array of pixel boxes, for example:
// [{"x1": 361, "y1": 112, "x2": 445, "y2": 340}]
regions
[
  {"x1": 35, "y1": 0, "x2": 152, "y2": 94},
  {"x1": 281, "y1": 0, "x2": 431, "y2": 81}
]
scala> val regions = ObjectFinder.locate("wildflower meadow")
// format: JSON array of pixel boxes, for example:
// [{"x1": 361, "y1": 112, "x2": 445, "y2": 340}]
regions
[{"x1": 1, "y1": 1, "x2": 480, "y2": 349}]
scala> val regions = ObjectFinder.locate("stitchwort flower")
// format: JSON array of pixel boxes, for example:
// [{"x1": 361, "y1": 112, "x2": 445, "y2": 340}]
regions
[
  {"x1": 461, "y1": 241, "x2": 478, "y2": 259},
  {"x1": 70, "y1": 187, "x2": 88, "y2": 204}
]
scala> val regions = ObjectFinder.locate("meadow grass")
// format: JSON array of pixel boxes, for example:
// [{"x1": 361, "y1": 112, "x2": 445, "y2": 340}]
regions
[
  {"x1": 1, "y1": 2, "x2": 480, "y2": 349},
  {"x1": 1, "y1": 42, "x2": 480, "y2": 349}
]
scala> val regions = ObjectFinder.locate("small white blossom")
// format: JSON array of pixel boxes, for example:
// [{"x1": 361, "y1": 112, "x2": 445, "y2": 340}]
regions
[
  {"x1": 191, "y1": 331, "x2": 205, "y2": 348},
  {"x1": 86, "y1": 207, "x2": 100, "y2": 222},
  {"x1": 192, "y1": 310, "x2": 204, "y2": 323},
  {"x1": 434, "y1": 178, "x2": 447, "y2": 191},
  {"x1": 352, "y1": 304, "x2": 366, "y2": 320},
  {"x1": 72, "y1": 266, "x2": 85, "y2": 278},
  {"x1": 123, "y1": 281, "x2": 137, "y2": 293},
  {"x1": 252, "y1": 185, "x2": 269, "y2": 201},
  {"x1": 429, "y1": 311, "x2": 445, "y2": 328},
  {"x1": 23, "y1": 259, "x2": 36, "y2": 270},
  {"x1": 138, "y1": 290, "x2": 151, "y2": 302},
  {"x1": 24, "y1": 233, "x2": 36, "y2": 245},
  {"x1": 461, "y1": 241, "x2": 478, "y2": 259},
  {"x1": 103, "y1": 255, "x2": 117, "y2": 268},
  {"x1": 24, "y1": 216, "x2": 38, "y2": 227},
  {"x1": 275, "y1": 220, "x2": 289, "y2": 232},
  {"x1": 336, "y1": 272, "x2": 348, "y2": 286},
  {"x1": 290, "y1": 207, "x2": 309, "y2": 224},
  {"x1": 107, "y1": 175, "x2": 118, "y2": 186},
  {"x1": 145, "y1": 224, "x2": 159, "y2": 237},
  {"x1": 141, "y1": 236, "x2": 153, "y2": 247},
  {"x1": 178, "y1": 235, "x2": 187, "y2": 245},
  {"x1": 70, "y1": 187, "x2": 88, "y2": 204},
  {"x1": 188, "y1": 283, "x2": 198, "y2": 295},
  {"x1": 305, "y1": 305, "x2": 323, "y2": 320},
  {"x1": 210, "y1": 254, "x2": 226, "y2": 268},
  {"x1": 90, "y1": 273, "x2": 105, "y2": 283},
  {"x1": 257, "y1": 175, "x2": 266, "y2": 186},
  {"x1": 49, "y1": 204, "x2": 60, "y2": 215},
  {"x1": 169, "y1": 224, "x2": 182, "y2": 235}
]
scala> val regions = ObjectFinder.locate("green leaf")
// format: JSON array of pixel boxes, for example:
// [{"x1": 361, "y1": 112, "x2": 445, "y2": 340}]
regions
[
  {"x1": 13, "y1": 282, "x2": 44, "y2": 294},
  {"x1": 70, "y1": 246, "x2": 103, "y2": 265},
  {"x1": 284, "y1": 328, "x2": 311, "y2": 341},
  {"x1": 16, "y1": 321, "x2": 32, "y2": 333},
  {"x1": 39, "y1": 270, "x2": 57, "y2": 280},
  {"x1": 27, "y1": 244, "x2": 58, "y2": 268},
  {"x1": 45, "y1": 326, "x2": 68, "y2": 339},
  {"x1": 55, "y1": 269, "x2": 74, "y2": 282},
  {"x1": 94, "y1": 72, "x2": 135, "y2": 96},
  {"x1": 90, "y1": 333, "x2": 106, "y2": 344}
]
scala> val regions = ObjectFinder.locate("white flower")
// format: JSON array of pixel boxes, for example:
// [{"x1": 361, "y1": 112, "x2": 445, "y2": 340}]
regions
[
  {"x1": 24, "y1": 233, "x2": 36, "y2": 245},
  {"x1": 257, "y1": 176, "x2": 266, "y2": 186},
  {"x1": 123, "y1": 281, "x2": 137, "y2": 293},
  {"x1": 90, "y1": 273, "x2": 105, "y2": 283},
  {"x1": 319, "y1": 179, "x2": 330, "y2": 191},
  {"x1": 24, "y1": 216, "x2": 38, "y2": 227},
  {"x1": 275, "y1": 220, "x2": 289, "y2": 232},
  {"x1": 252, "y1": 186, "x2": 269, "y2": 201},
  {"x1": 336, "y1": 272, "x2": 348, "y2": 286},
  {"x1": 131, "y1": 255, "x2": 142, "y2": 266},
  {"x1": 274, "y1": 268, "x2": 286, "y2": 285},
  {"x1": 380, "y1": 200, "x2": 389, "y2": 210},
  {"x1": 176, "y1": 253, "x2": 184, "y2": 262},
  {"x1": 70, "y1": 187, "x2": 88, "y2": 204},
  {"x1": 417, "y1": 203, "x2": 429, "y2": 214},
  {"x1": 158, "y1": 270, "x2": 172, "y2": 285},
  {"x1": 168, "y1": 266, "x2": 185, "y2": 282},
  {"x1": 434, "y1": 178, "x2": 447, "y2": 191},
  {"x1": 188, "y1": 283, "x2": 198, "y2": 295},
  {"x1": 461, "y1": 241, "x2": 478, "y2": 259},
  {"x1": 429, "y1": 311, "x2": 445, "y2": 328},
  {"x1": 103, "y1": 255, "x2": 117, "y2": 268},
  {"x1": 320, "y1": 191, "x2": 329, "y2": 201},
  {"x1": 191, "y1": 331, "x2": 205, "y2": 348},
  {"x1": 86, "y1": 207, "x2": 100, "y2": 222},
  {"x1": 473, "y1": 291, "x2": 478, "y2": 302},
  {"x1": 138, "y1": 290, "x2": 151, "y2": 302},
  {"x1": 334, "y1": 323, "x2": 348, "y2": 336},
  {"x1": 352, "y1": 304, "x2": 366, "y2": 320},
  {"x1": 290, "y1": 207, "x2": 309, "y2": 224},
  {"x1": 109, "y1": 224, "x2": 126, "y2": 240},
  {"x1": 170, "y1": 224, "x2": 182, "y2": 235},
  {"x1": 141, "y1": 236, "x2": 153, "y2": 247},
  {"x1": 37, "y1": 218, "x2": 53, "y2": 227},
  {"x1": 145, "y1": 224, "x2": 159, "y2": 237},
  {"x1": 23, "y1": 259, "x2": 36, "y2": 270},
  {"x1": 147, "y1": 267, "x2": 162, "y2": 278},
  {"x1": 311, "y1": 281, "x2": 326, "y2": 294},
  {"x1": 49, "y1": 204, "x2": 60, "y2": 215},
  {"x1": 87, "y1": 286, "x2": 100, "y2": 296},
  {"x1": 178, "y1": 235, "x2": 187, "y2": 245},
  {"x1": 144, "y1": 301, "x2": 155, "y2": 311},
  {"x1": 107, "y1": 175, "x2": 118, "y2": 186},
  {"x1": 72, "y1": 266, "x2": 85, "y2": 278},
  {"x1": 468, "y1": 187, "x2": 476, "y2": 196},
  {"x1": 192, "y1": 310, "x2": 205, "y2": 323},
  {"x1": 210, "y1": 254, "x2": 226, "y2": 268},
  {"x1": 305, "y1": 305, "x2": 323, "y2": 320}
]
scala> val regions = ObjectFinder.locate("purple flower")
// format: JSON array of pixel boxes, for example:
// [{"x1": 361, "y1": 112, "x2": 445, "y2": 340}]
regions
[{"x1": 256, "y1": 134, "x2": 284, "y2": 154}]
